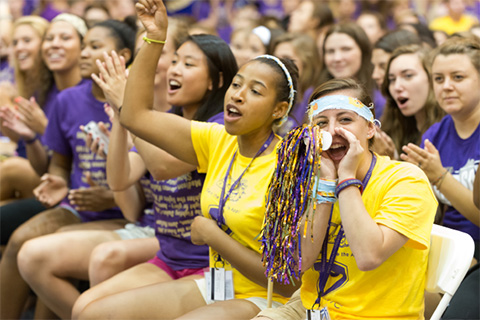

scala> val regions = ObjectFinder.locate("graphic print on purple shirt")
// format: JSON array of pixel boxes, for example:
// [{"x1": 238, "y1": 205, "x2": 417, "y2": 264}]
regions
[
  {"x1": 140, "y1": 112, "x2": 224, "y2": 270},
  {"x1": 421, "y1": 115, "x2": 480, "y2": 241},
  {"x1": 44, "y1": 80, "x2": 122, "y2": 222}
]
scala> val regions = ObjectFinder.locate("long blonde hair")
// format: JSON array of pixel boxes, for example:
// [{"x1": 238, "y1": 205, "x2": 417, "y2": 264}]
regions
[{"x1": 12, "y1": 16, "x2": 52, "y2": 107}]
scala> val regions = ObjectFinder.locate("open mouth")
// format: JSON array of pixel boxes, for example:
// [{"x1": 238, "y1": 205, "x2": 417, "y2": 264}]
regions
[
  {"x1": 397, "y1": 96, "x2": 409, "y2": 107},
  {"x1": 226, "y1": 104, "x2": 242, "y2": 118},
  {"x1": 326, "y1": 143, "x2": 348, "y2": 161},
  {"x1": 168, "y1": 79, "x2": 181, "y2": 92}
]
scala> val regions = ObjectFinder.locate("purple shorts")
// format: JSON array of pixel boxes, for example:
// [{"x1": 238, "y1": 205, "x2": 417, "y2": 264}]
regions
[{"x1": 148, "y1": 256, "x2": 205, "y2": 280}]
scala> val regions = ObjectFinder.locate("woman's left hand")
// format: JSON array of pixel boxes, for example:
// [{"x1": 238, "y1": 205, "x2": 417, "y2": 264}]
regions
[
  {"x1": 335, "y1": 127, "x2": 364, "y2": 180},
  {"x1": 400, "y1": 139, "x2": 445, "y2": 181},
  {"x1": 190, "y1": 216, "x2": 218, "y2": 246},
  {"x1": 68, "y1": 172, "x2": 116, "y2": 211},
  {"x1": 14, "y1": 96, "x2": 48, "y2": 134}
]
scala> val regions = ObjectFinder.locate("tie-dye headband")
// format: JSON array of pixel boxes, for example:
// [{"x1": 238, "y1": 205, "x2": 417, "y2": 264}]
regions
[
  {"x1": 308, "y1": 95, "x2": 380, "y2": 127},
  {"x1": 255, "y1": 54, "x2": 295, "y2": 127}
]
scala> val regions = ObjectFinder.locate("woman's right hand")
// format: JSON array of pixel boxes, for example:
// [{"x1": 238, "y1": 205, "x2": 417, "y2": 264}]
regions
[
  {"x1": 34, "y1": 174, "x2": 69, "y2": 208},
  {"x1": 135, "y1": 0, "x2": 168, "y2": 40}
]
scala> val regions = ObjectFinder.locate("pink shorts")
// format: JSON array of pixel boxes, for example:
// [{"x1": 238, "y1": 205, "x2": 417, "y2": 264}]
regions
[{"x1": 148, "y1": 256, "x2": 205, "y2": 280}]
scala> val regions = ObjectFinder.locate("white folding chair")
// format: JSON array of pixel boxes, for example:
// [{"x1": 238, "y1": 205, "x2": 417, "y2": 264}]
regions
[{"x1": 425, "y1": 224, "x2": 475, "y2": 320}]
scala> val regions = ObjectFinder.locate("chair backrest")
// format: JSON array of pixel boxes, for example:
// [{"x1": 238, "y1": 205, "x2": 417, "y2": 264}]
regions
[{"x1": 425, "y1": 224, "x2": 475, "y2": 320}]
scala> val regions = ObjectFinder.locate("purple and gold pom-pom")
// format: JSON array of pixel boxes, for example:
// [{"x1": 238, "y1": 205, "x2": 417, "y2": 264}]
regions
[{"x1": 260, "y1": 124, "x2": 324, "y2": 285}]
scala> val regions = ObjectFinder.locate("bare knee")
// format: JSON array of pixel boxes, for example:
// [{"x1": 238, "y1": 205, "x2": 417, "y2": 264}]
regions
[
  {"x1": 17, "y1": 238, "x2": 49, "y2": 282},
  {"x1": 5, "y1": 224, "x2": 40, "y2": 258},
  {"x1": 89, "y1": 242, "x2": 127, "y2": 285},
  {"x1": 75, "y1": 299, "x2": 97, "y2": 320},
  {"x1": 72, "y1": 289, "x2": 97, "y2": 320}
]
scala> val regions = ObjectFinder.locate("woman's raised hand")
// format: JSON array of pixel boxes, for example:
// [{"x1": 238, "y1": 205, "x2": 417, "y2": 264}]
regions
[
  {"x1": 135, "y1": 0, "x2": 168, "y2": 41},
  {"x1": 91, "y1": 51, "x2": 127, "y2": 111},
  {"x1": 335, "y1": 127, "x2": 364, "y2": 180},
  {"x1": 400, "y1": 139, "x2": 445, "y2": 181}
]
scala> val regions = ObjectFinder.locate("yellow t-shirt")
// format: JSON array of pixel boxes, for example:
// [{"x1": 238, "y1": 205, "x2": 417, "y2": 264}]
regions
[
  {"x1": 300, "y1": 155, "x2": 437, "y2": 319},
  {"x1": 429, "y1": 15, "x2": 478, "y2": 35},
  {"x1": 191, "y1": 121, "x2": 288, "y2": 303}
]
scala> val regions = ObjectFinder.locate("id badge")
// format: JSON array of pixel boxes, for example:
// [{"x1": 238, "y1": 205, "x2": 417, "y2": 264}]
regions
[
  {"x1": 205, "y1": 267, "x2": 234, "y2": 302},
  {"x1": 306, "y1": 308, "x2": 330, "y2": 320}
]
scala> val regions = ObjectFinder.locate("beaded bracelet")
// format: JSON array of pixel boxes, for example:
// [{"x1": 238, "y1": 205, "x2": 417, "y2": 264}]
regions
[
  {"x1": 25, "y1": 134, "x2": 40, "y2": 145},
  {"x1": 432, "y1": 169, "x2": 448, "y2": 190},
  {"x1": 143, "y1": 36, "x2": 166, "y2": 45},
  {"x1": 335, "y1": 178, "x2": 363, "y2": 198},
  {"x1": 432, "y1": 169, "x2": 448, "y2": 186}
]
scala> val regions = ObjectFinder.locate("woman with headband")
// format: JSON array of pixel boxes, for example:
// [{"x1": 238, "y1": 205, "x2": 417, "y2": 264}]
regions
[
  {"x1": 256, "y1": 78, "x2": 437, "y2": 320},
  {"x1": 77, "y1": 0, "x2": 299, "y2": 319}
]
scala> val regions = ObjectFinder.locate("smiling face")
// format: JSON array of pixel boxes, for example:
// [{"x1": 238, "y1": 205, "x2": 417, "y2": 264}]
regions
[
  {"x1": 388, "y1": 53, "x2": 430, "y2": 117},
  {"x1": 324, "y1": 32, "x2": 362, "y2": 79},
  {"x1": 166, "y1": 41, "x2": 212, "y2": 111},
  {"x1": 223, "y1": 60, "x2": 285, "y2": 136},
  {"x1": 312, "y1": 91, "x2": 375, "y2": 163},
  {"x1": 42, "y1": 21, "x2": 82, "y2": 73},
  {"x1": 371, "y1": 48, "x2": 390, "y2": 88},
  {"x1": 12, "y1": 24, "x2": 43, "y2": 72},
  {"x1": 79, "y1": 26, "x2": 119, "y2": 78},
  {"x1": 432, "y1": 54, "x2": 480, "y2": 119}
]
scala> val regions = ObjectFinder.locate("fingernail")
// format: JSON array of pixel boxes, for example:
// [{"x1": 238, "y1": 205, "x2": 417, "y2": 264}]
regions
[{"x1": 14, "y1": 97, "x2": 21, "y2": 103}]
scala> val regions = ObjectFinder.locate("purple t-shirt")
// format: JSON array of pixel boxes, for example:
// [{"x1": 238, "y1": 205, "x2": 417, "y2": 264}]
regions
[
  {"x1": 140, "y1": 112, "x2": 224, "y2": 270},
  {"x1": 44, "y1": 80, "x2": 123, "y2": 222},
  {"x1": 421, "y1": 115, "x2": 480, "y2": 241}
]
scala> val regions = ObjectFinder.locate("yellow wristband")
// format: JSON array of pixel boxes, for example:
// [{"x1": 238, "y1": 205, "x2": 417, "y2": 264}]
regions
[{"x1": 143, "y1": 36, "x2": 166, "y2": 44}]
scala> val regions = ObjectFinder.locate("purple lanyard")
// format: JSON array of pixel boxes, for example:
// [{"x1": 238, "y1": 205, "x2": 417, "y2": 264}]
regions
[
  {"x1": 215, "y1": 132, "x2": 275, "y2": 231},
  {"x1": 315, "y1": 153, "x2": 377, "y2": 305}
]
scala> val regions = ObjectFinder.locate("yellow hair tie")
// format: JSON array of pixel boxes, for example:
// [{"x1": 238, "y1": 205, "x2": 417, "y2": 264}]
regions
[{"x1": 143, "y1": 36, "x2": 166, "y2": 44}]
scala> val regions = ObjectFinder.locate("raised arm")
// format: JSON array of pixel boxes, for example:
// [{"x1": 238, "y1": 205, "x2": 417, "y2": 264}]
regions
[
  {"x1": 120, "y1": 0, "x2": 197, "y2": 166},
  {"x1": 106, "y1": 112, "x2": 147, "y2": 191},
  {"x1": 93, "y1": 51, "x2": 198, "y2": 186}
]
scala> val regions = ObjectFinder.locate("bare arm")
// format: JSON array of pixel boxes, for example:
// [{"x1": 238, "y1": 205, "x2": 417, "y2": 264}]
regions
[
  {"x1": 134, "y1": 138, "x2": 196, "y2": 181},
  {"x1": 191, "y1": 216, "x2": 298, "y2": 297},
  {"x1": 113, "y1": 182, "x2": 146, "y2": 222},
  {"x1": 106, "y1": 114, "x2": 147, "y2": 191},
  {"x1": 474, "y1": 165, "x2": 480, "y2": 209},
  {"x1": 300, "y1": 204, "x2": 332, "y2": 272},
  {"x1": 337, "y1": 128, "x2": 408, "y2": 271},
  {"x1": 121, "y1": 0, "x2": 197, "y2": 166},
  {"x1": 26, "y1": 139, "x2": 49, "y2": 176},
  {"x1": 48, "y1": 151, "x2": 72, "y2": 183}
]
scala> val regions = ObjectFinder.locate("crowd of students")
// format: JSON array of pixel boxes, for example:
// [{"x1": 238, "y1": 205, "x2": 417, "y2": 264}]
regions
[{"x1": 0, "y1": 0, "x2": 479, "y2": 319}]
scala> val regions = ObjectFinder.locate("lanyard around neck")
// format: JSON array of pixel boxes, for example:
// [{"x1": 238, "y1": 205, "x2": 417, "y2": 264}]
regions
[
  {"x1": 215, "y1": 132, "x2": 275, "y2": 232},
  {"x1": 315, "y1": 152, "x2": 377, "y2": 304}
]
